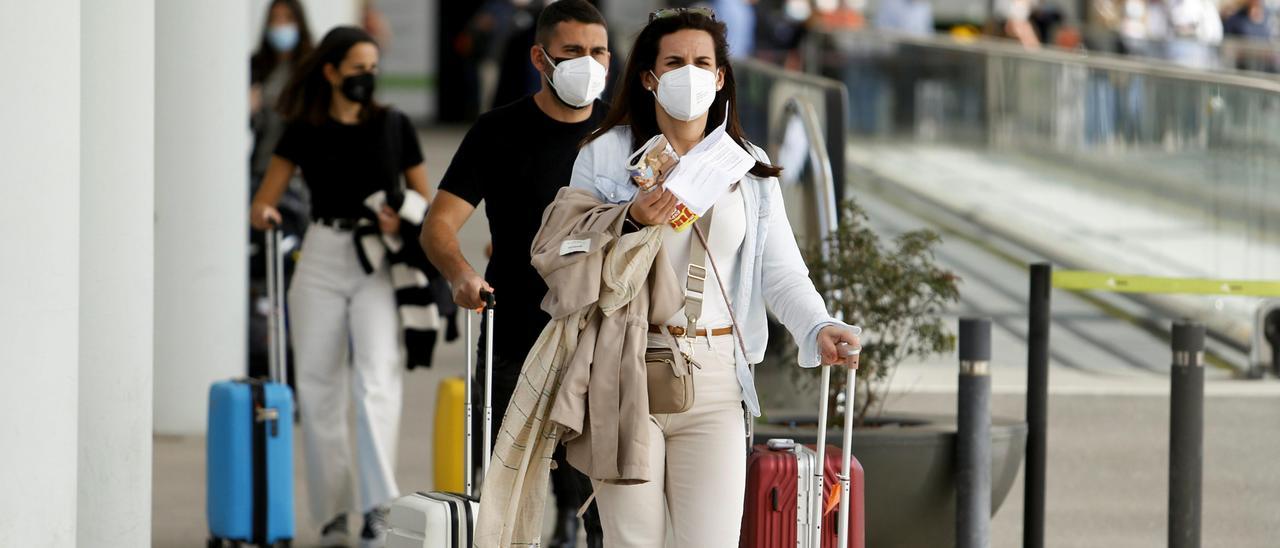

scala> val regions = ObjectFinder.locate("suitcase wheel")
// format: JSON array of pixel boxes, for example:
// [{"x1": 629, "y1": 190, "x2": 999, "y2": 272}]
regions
[{"x1": 205, "y1": 536, "x2": 289, "y2": 548}]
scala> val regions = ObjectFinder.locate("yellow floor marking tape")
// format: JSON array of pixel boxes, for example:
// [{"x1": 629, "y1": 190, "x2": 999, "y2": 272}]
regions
[{"x1": 1053, "y1": 271, "x2": 1280, "y2": 297}]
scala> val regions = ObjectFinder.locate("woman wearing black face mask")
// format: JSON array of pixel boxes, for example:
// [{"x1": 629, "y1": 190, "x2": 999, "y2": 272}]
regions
[{"x1": 250, "y1": 26, "x2": 431, "y2": 548}]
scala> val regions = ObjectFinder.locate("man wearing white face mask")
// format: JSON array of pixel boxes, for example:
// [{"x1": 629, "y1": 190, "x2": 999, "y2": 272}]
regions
[{"x1": 420, "y1": 1, "x2": 610, "y2": 546}]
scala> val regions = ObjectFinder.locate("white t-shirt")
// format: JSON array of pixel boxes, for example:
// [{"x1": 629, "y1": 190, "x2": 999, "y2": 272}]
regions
[{"x1": 661, "y1": 183, "x2": 746, "y2": 330}]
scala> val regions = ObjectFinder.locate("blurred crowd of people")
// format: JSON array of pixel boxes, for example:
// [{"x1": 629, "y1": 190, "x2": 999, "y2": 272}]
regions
[
  {"x1": 1087, "y1": 0, "x2": 1278, "y2": 69},
  {"x1": 431, "y1": 0, "x2": 1278, "y2": 125}
]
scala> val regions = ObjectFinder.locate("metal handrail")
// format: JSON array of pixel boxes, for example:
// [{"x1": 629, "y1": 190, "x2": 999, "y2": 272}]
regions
[
  {"x1": 771, "y1": 96, "x2": 841, "y2": 241},
  {"x1": 736, "y1": 54, "x2": 853, "y2": 92},
  {"x1": 814, "y1": 28, "x2": 1280, "y2": 93}
]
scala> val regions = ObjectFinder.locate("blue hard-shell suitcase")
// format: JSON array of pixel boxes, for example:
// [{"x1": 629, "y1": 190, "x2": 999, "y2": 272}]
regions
[
  {"x1": 207, "y1": 227, "x2": 295, "y2": 547},
  {"x1": 207, "y1": 380, "x2": 295, "y2": 547}
]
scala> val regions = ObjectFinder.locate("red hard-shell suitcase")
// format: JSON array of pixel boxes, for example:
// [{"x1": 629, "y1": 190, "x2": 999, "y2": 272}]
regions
[
  {"x1": 741, "y1": 442, "x2": 865, "y2": 548},
  {"x1": 741, "y1": 338, "x2": 863, "y2": 548}
]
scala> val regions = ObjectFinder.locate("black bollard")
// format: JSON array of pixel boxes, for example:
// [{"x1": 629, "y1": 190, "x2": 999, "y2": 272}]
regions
[
  {"x1": 1170, "y1": 321, "x2": 1205, "y2": 548},
  {"x1": 1025, "y1": 263, "x2": 1051, "y2": 548},
  {"x1": 958, "y1": 318, "x2": 992, "y2": 548}
]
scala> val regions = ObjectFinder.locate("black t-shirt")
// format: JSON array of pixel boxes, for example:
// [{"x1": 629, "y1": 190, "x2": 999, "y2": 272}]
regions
[
  {"x1": 438, "y1": 96, "x2": 608, "y2": 361},
  {"x1": 275, "y1": 109, "x2": 424, "y2": 220}
]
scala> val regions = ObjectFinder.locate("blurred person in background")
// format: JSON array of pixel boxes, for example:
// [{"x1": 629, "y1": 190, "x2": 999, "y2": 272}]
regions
[
  {"x1": 491, "y1": 0, "x2": 547, "y2": 109},
  {"x1": 873, "y1": 0, "x2": 935, "y2": 36},
  {"x1": 439, "y1": 2, "x2": 487, "y2": 121},
  {"x1": 250, "y1": 0, "x2": 314, "y2": 194},
  {"x1": 1004, "y1": 0, "x2": 1044, "y2": 48},
  {"x1": 752, "y1": 0, "x2": 813, "y2": 68},
  {"x1": 1224, "y1": 0, "x2": 1276, "y2": 39},
  {"x1": 1118, "y1": 0, "x2": 1158, "y2": 56},
  {"x1": 247, "y1": 0, "x2": 314, "y2": 381},
  {"x1": 868, "y1": 0, "x2": 934, "y2": 134},
  {"x1": 421, "y1": 2, "x2": 611, "y2": 546},
  {"x1": 1086, "y1": 0, "x2": 1119, "y2": 51},
  {"x1": 1029, "y1": 2, "x2": 1069, "y2": 45},
  {"x1": 1156, "y1": 0, "x2": 1223, "y2": 68},
  {"x1": 1224, "y1": 0, "x2": 1278, "y2": 70},
  {"x1": 250, "y1": 26, "x2": 430, "y2": 548},
  {"x1": 362, "y1": 0, "x2": 393, "y2": 49},
  {"x1": 814, "y1": 0, "x2": 868, "y2": 29},
  {"x1": 706, "y1": 0, "x2": 758, "y2": 57}
]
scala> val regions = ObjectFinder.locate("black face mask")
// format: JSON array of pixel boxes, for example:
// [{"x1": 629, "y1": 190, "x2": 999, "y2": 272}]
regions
[{"x1": 340, "y1": 72, "x2": 376, "y2": 104}]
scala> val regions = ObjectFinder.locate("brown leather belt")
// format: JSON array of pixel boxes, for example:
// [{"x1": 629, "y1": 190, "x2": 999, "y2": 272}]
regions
[{"x1": 649, "y1": 324, "x2": 733, "y2": 337}]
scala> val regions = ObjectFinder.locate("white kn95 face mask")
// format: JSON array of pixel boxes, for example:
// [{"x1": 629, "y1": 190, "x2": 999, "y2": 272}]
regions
[
  {"x1": 651, "y1": 64, "x2": 718, "y2": 122},
  {"x1": 543, "y1": 48, "x2": 608, "y2": 108}
]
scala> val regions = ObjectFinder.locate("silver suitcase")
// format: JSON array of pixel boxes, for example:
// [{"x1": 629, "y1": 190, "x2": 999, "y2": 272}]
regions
[{"x1": 385, "y1": 292, "x2": 495, "y2": 548}]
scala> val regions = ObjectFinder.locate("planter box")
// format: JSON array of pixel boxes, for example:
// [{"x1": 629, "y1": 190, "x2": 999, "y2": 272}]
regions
[{"x1": 754, "y1": 414, "x2": 1027, "y2": 547}]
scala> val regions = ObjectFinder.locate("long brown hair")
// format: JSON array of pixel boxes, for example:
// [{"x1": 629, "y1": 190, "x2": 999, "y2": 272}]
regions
[
  {"x1": 584, "y1": 10, "x2": 781, "y2": 178},
  {"x1": 277, "y1": 26, "x2": 384, "y2": 126}
]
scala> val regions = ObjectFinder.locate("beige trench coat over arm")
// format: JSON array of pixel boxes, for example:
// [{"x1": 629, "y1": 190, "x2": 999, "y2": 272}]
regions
[
  {"x1": 535, "y1": 188, "x2": 683, "y2": 485},
  {"x1": 473, "y1": 188, "x2": 678, "y2": 547}
]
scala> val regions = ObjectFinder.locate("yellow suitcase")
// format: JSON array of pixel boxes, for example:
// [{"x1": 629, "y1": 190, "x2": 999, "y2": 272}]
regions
[{"x1": 432, "y1": 376, "x2": 467, "y2": 493}]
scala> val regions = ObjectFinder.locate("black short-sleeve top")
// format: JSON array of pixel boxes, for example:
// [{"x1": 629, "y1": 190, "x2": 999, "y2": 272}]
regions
[{"x1": 275, "y1": 108, "x2": 424, "y2": 220}]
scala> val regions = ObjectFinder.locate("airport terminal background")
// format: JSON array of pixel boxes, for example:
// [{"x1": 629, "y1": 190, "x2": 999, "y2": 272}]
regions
[{"x1": 3, "y1": 0, "x2": 1279, "y2": 546}]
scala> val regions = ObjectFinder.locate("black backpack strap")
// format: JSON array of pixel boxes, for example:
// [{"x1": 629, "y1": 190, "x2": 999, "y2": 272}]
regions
[{"x1": 383, "y1": 108, "x2": 406, "y2": 211}]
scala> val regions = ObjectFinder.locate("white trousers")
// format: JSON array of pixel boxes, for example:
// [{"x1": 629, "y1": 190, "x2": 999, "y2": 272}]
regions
[
  {"x1": 593, "y1": 332, "x2": 747, "y2": 548},
  {"x1": 288, "y1": 224, "x2": 404, "y2": 521}
]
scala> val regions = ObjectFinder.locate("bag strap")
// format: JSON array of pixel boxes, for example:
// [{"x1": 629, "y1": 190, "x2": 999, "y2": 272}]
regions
[
  {"x1": 683, "y1": 208, "x2": 714, "y2": 338},
  {"x1": 691, "y1": 219, "x2": 749, "y2": 367},
  {"x1": 691, "y1": 206, "x2": 757, "y2": 447}
]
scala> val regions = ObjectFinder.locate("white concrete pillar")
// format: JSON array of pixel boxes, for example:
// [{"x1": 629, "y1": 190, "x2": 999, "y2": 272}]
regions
[
  {"x1": 0, "y1": 1, "x2": 81, "y2": 544},
  {"x1": 78, "y1": 0, "x2": 155, "y2": 544},
  {"x1": 154, "y1": 0, "x2": 251, "y2": 434}
]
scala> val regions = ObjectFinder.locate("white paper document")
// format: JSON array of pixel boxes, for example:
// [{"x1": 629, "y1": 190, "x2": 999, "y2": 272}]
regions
[{"x1": 662, "y1": 113, "x2": 756, "y2": 216}]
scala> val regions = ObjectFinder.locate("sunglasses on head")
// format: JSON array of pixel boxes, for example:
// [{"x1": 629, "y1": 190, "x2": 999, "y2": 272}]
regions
[{"x1": 648, "y1": 6, "x2": 717, "y2": 23}]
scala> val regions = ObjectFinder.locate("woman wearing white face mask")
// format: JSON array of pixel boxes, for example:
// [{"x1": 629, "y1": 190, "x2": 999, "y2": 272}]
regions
[{"x1": 562, "y1": 8, "x2": 862, "y2": 547}]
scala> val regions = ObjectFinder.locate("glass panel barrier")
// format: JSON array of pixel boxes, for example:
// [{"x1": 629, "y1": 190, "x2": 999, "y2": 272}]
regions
[{"x1": 804, "y1": 30, "x2": 1280, "y2": 348}]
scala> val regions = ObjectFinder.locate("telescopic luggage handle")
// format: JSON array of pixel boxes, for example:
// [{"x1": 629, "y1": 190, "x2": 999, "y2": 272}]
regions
[
  {"x1": 463, "y1": 289, "x2": 497, "y2": 497},
  {"x1": 265, "y1": 224, "x2": 288, "y2": 387},
  {"x1": 813, "y1": 343, "x2": 859, "y2": 547}
]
